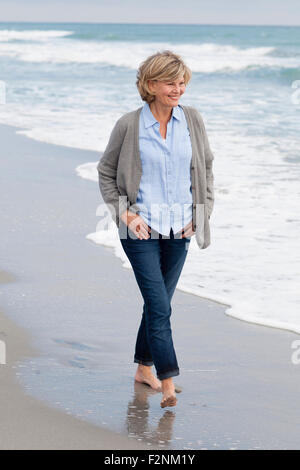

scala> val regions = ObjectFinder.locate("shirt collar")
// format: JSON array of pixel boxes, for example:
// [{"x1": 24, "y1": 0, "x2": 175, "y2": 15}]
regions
[{"x1": 142, "y1": 102, "x2": 181, "y2": 129}]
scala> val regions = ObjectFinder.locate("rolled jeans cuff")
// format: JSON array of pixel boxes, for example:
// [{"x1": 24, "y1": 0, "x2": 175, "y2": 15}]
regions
[
  {"x1": 157, "y1": 368, "x2": 180, "y2": 380},
  {"x1": 134, "y1": 357, "x2": 154, "y2": 367}
]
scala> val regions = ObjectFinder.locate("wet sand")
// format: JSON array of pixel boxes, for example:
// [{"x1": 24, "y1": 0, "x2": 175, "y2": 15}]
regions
[
  {"x1": 0, "y1": 270, "x2": 157, "y2": 450},
  {"x1": 1, "y1": 122, "x2": 300, "y2": 449}
]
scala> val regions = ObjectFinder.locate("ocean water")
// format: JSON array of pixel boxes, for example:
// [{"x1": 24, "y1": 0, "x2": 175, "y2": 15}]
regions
[
  {"x1": 1, "y1": 22, "x2": 299, "y2": 334},
  {"x1": 1, "y1": 21, "x2": 300, "y2": 449}
]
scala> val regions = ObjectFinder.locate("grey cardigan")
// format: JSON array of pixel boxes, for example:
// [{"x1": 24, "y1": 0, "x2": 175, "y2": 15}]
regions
[{"x1": 97, "y1": 105, "x2": 214, "y2": 249}]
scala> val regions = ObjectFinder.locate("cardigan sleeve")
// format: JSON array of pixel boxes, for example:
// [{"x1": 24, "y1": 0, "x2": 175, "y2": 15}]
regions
[
  {"x1": 197, "y1": 113, "x2": 215, "y2": 219},
  {"x1": 97, "y1": 119, "x2": 129, "y2": 227}
]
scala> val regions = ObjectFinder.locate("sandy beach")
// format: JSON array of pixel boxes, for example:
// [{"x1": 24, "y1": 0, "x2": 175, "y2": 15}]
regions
[
  {"x1": 1, "y1": 122, "x2": 300, "y2": 450},
  {"x1": 0, "y1": 271, "x2": 159, "y2": 450}
]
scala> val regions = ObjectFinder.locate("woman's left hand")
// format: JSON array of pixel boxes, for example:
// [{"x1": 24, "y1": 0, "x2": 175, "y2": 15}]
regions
[{"x1": 181, "y1": 221, "x2": 196, "y2": 238}]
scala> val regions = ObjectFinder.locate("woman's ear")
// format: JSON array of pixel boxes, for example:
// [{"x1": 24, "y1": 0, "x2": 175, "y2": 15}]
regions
[{"x1": 148, "y1": 80, "x2": 156, "y2": 94}]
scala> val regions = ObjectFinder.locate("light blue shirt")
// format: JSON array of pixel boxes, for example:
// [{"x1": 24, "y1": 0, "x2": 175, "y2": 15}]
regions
[{"x1": 136, "y1": 101, "x2": 193, "y2": 236}]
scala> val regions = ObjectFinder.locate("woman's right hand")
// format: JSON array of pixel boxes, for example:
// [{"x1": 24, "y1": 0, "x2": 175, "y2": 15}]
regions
[{"x1": 120, "y1": 210, "x2": 151, "y2": 239}]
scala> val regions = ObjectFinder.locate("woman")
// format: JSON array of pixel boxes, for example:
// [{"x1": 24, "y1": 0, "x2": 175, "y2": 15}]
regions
[{"x1": 97, "y1": 50, "x2": 214, "y2": 408}]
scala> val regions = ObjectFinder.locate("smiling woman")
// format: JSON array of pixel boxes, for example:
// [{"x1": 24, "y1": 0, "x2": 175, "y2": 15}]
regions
[{"x1": 97, "y1": 49, "x2": 214, "y2": 410}]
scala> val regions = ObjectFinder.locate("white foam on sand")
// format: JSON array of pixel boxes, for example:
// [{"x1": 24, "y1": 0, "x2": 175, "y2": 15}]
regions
[
  {"x1": 0, "y1": 106, "x2": 119, "y2": 151},
  {"x1": 76, "y1": 162, "x2": 98, "y2": 182}
]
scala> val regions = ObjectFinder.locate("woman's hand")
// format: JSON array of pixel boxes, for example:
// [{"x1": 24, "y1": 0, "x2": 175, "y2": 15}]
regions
[
  {"x1": 181, "y1": 220, "x2": 196, "y2": 238},
  {"x1": 120, "y1": 210, "x2": 151, "y2": 240}
]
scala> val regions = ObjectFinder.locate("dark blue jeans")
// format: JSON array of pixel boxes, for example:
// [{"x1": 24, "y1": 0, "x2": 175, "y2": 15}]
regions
[{"x1": 118, "y1": 220, "x2": 191, "y2": 380}]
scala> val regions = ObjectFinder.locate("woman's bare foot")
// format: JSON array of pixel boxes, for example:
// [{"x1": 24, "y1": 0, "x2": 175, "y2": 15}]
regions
[
  {"x1": 160, "y1": 377, "x2": 177, "y2": 408},
  {"x1": 134, "y1": 364, "x2": 162, "y2": 391}
]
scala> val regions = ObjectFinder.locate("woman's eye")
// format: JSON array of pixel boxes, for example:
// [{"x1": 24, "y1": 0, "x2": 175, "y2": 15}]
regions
[{"x1": 166, "y1": 82, "x2": 185, "y2": 86}]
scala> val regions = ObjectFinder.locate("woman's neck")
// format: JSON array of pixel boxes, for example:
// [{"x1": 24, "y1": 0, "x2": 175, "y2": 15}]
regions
[{"x1": 149, "y1": 101, "x2": 173, "y2": 124}]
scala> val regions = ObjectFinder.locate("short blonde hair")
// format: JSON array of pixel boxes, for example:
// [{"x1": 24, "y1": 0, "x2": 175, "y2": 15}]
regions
[{"x1": 136, "y1": 50, "x2": 192, "y2": 104}]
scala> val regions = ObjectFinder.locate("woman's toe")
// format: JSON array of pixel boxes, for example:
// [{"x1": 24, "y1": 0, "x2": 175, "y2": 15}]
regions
[{"x1": 160, "y1": 395, "x2": 177, "y2": 408}]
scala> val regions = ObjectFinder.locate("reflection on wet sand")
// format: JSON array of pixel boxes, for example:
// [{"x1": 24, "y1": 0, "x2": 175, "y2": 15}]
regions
[{"x1": 125, "y1": 382, "x2": 176, "y2": 448}]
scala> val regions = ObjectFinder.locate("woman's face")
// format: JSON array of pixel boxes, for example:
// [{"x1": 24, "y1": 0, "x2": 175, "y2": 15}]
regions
[{"x1": 148, "y1": 76, "x2": 186, "y2": 107}]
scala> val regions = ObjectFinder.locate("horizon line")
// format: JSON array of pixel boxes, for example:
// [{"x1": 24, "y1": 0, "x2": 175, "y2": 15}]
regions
[{"x1": 0, "y1": 20, "x2": 300, "y2": 27}]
